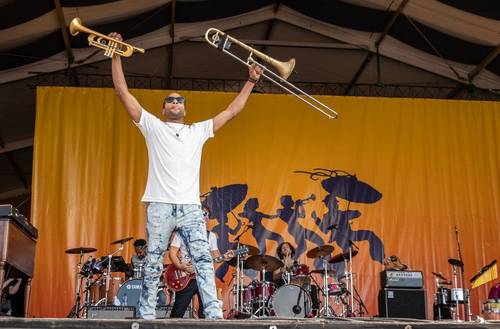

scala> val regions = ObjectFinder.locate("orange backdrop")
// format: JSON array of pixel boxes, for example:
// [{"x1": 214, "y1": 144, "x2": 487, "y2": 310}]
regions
[{"x1": 31, "y1": 86, "x2": 500, "y2": 318}]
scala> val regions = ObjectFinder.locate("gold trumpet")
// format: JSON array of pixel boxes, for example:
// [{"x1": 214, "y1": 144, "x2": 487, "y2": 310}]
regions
[
  {"x1": 205, "y1": 28, "x2": 338, "y2": 119},
  {"x1": 69, "y1": 17, "x2": 145, "y2": 58}
]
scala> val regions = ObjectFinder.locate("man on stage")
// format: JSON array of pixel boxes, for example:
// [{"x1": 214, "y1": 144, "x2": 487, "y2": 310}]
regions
[
  {"x1": 110, "y1": 32, "x2": 262, "y2": 319},
  {"x1": 169, "y1": 206, "x2": 234, "y2": 318}
]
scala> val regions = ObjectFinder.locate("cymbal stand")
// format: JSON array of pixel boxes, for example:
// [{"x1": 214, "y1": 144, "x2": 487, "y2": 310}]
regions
[
  {"x1": 343, "y1": 240, "x2": 358, "y2": 316},
  {"x1": 230, "y1": 226, "x2": 251, "y2": 316},
  {"x1": 254, "y1": 266, "x2": 272, "y2": 317},
  {"x1": 450, "y1": 263, "x2": 461, "y2": 321},
  {"x1": 95, "y1": 244, "x2": 124, "y2": 305},
  {"x1": 319, "y1": 256, "x2": 334, "y2": 317},
  {"x1": 67, "y1": 251, "x2": 85, "y2": 318}
]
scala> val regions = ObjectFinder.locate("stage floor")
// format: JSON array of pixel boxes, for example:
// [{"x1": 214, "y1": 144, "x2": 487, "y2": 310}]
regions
[{"x1": 0, "y1": 318, "x2": 499, "y2": 329}]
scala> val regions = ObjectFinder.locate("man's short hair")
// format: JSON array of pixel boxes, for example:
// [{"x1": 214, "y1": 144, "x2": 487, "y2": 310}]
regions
[{"x1": 133, "y1": 239, "x2": 147, "y2": 247}]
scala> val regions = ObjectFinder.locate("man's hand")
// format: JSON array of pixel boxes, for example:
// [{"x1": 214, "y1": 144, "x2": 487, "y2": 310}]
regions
[
  {"x1": 108, "y1": 32, "x2": 123, "y2": 42},
  {"x1": 249, "y1": 64, "x2": 263, "y2": 81},
  {"x1": 223, "y1": 250, "x2": 235, "y2": 261},
  {"x1": 181, "y1": 262, "x2": 194, "y2": 273}
]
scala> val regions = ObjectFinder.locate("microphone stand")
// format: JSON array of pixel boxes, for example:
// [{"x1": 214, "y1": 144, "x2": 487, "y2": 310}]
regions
[{"x1": 455, "y1": 226, "x2": 470, "y2": 321}]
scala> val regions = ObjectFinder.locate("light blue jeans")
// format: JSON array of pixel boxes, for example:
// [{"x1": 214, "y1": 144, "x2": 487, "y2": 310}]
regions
[{"x1": 138, "y1": 203, "x2": 222, "y2": 319}]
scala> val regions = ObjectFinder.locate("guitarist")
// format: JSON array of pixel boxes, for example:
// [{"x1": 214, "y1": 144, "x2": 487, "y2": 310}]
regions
[{"x1": 169, "y1": 206, "x2": 235, "y2": 318}]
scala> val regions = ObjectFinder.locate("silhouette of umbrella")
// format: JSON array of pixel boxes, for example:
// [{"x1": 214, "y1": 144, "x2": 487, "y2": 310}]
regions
[
  {"x1": 321, "y1": 175, "x2": 381, "y2": 203},
  {"x1": 202, "y1": 184, "x2": 248, "y2": 216}
]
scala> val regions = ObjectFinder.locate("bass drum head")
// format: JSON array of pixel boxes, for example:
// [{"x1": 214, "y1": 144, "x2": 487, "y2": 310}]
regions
[
  {"x1": 270, "y1": 284, "x2": 311, "y2": 318},
  {"x1": 115, "y1": 279, "x2": 143, "y2": 309}
]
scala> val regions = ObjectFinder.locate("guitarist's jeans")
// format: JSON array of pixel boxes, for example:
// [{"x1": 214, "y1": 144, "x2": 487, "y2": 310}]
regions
[{"x1": 139, "y1": 203, "x2": 222, "y2": 319}]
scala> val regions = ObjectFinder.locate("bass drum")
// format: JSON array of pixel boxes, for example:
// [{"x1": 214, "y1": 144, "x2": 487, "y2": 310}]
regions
[
  {"x1": 114, "y1": 279, "x2": 167, "y2": 309},
  {"x1": 270, "y1": 284, "x2": 311, "y2": 318}
]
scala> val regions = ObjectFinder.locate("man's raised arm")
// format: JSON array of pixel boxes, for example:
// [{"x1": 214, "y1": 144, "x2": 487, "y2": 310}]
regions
[
  {"x1": 110, "y1": 33, "x2": 142, "y2": 123},
  {"x1": 213, "y1": 64, "x2": 262, "y2": 132}
]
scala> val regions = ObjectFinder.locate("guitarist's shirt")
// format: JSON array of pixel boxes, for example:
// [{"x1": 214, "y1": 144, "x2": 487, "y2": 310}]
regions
[{"x1": 171, "y1": 232, "x2": 219, "y2": 264}]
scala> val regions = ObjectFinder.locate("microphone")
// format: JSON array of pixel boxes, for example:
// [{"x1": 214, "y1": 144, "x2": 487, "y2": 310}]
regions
[{"x1": 327, "y1": 224, "x2": 338, "y2": 230}]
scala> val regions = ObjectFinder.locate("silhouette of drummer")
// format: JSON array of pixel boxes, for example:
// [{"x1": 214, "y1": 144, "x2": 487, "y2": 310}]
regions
[
  {"x1": 238, "y1": 198, "x2": 282, "y2": 254},
  {"x1": 311, "y1": 175, "x2": 385, "y2": 265},
  {"x1": 276, "y1": 195, "x2": 324, "y2": 259}
]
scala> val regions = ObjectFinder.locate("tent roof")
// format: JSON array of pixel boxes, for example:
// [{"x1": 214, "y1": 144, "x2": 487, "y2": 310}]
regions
[{"x1": 1, "y1": 0, "x2": 499, "y2": 212}]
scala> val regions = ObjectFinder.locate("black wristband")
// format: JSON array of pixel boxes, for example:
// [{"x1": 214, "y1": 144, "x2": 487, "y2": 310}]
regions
[{"x1": 248, "y1": 77, "x2": 259, "y2": 84}]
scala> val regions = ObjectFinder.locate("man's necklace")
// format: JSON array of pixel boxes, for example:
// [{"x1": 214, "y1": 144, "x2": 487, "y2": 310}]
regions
[{"x1": 165, "y1": 122, "x2": 186, "y2": 138}]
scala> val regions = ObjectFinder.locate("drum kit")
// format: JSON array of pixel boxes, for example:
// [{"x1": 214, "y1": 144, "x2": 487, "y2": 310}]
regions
[
  {"x1": 229, "y1": 243, "x2": 359, "y2": 319},
  {"x1": 65, "y1": 237, "x2": 167, "y2": 318},
  {"x1": 432, "y1": 258, "x2": 472, "y2": 321}
]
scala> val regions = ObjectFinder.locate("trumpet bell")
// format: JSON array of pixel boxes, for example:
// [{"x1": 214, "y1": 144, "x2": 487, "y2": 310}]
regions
[{"x1": 69, "y1": 17, "x2": 82, "y2": 36}]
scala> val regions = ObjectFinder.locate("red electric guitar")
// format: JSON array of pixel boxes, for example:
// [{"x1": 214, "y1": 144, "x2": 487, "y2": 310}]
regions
[{"x1": 164, "y1": 246, "x2": 249, "y2": 292}]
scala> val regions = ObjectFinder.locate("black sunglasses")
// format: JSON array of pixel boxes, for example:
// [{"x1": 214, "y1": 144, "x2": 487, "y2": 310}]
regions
[{"x1": 165, "y1": 96, "x2": 185, "y2": 104}]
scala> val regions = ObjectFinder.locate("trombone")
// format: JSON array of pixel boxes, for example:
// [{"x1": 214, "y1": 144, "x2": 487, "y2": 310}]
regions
[
  {"x1": 69, "y1": 17, "x2": 144, "y2": 58},
  {"x1": 205, "y1": 28, "x2": 338, "y2": 119}
]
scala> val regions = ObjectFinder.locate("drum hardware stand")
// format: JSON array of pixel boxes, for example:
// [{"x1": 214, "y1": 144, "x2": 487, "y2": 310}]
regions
[
  {"x1": 352, "y1": 281, "x2": 368, "y2": 316},
  {"x1": 94, "y1": 244, "x2": 125, "y2": 306},
  {"x1": 229, "y1": 225, "x2": 251, "y2": 317},
  {"x1": 253, "y1": 267, "x2": 272, "y2": 317},
  {"x1": 318, "y1": 255, "x2": 335, "y2": 317},
  {"x1": 344, "y1": 240, "x2": 359, "y2": 316},
  {"x1": 67, "y1": 251, "x2": 87, "y2": 318}
]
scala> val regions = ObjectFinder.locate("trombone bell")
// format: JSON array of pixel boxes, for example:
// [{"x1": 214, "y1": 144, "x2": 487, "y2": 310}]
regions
[{"x1": 69, "y1": 17, "x2": 144, "y2": 58}]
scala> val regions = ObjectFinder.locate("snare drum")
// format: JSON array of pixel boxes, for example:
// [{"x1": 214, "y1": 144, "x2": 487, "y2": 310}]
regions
[
  {"x1": 291, "y1": 264, "x2": 310, "y2": 286},
  {"x1": 483, "y1": 299, "x2": 500, "y2": 320},
  {"x1": 328, "y1": 282, "x2": 346, "y2": 296}
]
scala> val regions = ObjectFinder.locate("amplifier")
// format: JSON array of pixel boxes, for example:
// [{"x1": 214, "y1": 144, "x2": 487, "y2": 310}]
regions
[
  {"x1": 0, "y1": 204, "x2": 38, "y2": 239},
  {"x1": 156, "y1": 305, "x2": 193, "y2": 318},
  {"x1": 381, "y1": 270, "x2": 424, "y2": 288},
  {"x1": 87, "y1": 306, "x2": 135, "y2": 319},
  {"x1": 378, "y1": 288, "x2": 426, "y2": 319}
]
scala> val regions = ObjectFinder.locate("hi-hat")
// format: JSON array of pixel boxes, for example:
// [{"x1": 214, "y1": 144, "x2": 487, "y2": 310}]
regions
[
  {"x1": 306, "y1": 245, "x2": 334, "y2": 259},
  {"x1": 65, "y1": 247, "x2": 97, "y2": 254},
  {"x1": 329, "y1": 250, "x2": 359, "y2": 263},
  {"x1": 244, "y1": 255, "x2": 283, "y2": 272},
  {"x1": 448, "y1": 258, "x2": 464, "y2": 267},
  {"x1": 111, "y1": 236, "x2": 133, "y2": 245}
]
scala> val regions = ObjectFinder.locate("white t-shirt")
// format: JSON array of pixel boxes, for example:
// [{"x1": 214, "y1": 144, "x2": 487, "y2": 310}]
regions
[
  {"x1": 171, "y1": 231, "x2": 219, "y2": 264},
  {"x1": 134, "y1": 109, "x2": 214, "y2": 205}
]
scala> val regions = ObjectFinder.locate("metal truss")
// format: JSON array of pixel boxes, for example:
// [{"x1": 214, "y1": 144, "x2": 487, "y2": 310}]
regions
[{"x1": 32, "y1": 72, "x2": 500, "y2": 101}]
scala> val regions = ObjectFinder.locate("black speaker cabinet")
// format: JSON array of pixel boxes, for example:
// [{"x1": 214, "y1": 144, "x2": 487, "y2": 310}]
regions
[{"x1": 378, "y1": 288, "x2": 426, "y2": 319}]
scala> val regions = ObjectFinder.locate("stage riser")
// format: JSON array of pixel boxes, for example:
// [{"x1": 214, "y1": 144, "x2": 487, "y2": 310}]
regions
[{"x1": 0, "y1": 318, "x2": 499, "y2": 329}]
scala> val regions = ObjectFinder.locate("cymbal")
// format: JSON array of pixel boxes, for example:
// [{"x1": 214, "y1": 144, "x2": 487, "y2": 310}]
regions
[
  {"x1": 111, "y1": 236, "x2": 133, "y2": 245},
  {"x1": 244, "y1": 255, "x2": 283, "y2": 272},
  {"x1": 329, "y1": 250, "x2": 359, "y2": 264},
  {"x1": 65, "y1": 247, "x2": 97, "y2": 254},
  {"x1": 306, "y1": 245, "x2": 334, "y2": 259},
  {"x1": 448, "y1": 258, "x2": 464, "y2": 267},
  {"x1": 432, "y1": 271, "x2": 448, "y2": 281},
  {"x1": 309, "y1": 269, "x2": 337, "y2": 275}
]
